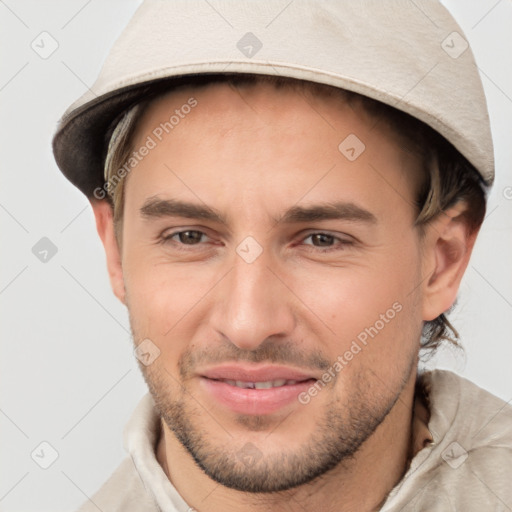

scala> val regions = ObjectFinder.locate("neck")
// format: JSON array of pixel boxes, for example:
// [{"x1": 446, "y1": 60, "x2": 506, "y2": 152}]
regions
[{"x1": 157, "y1": 369, "x2": 424, "y2": 512}]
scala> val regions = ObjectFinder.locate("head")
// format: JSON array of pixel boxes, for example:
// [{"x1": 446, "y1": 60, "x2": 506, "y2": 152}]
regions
[{"x1": 91, "y1": 75, "x2": 485, "y2": 491}]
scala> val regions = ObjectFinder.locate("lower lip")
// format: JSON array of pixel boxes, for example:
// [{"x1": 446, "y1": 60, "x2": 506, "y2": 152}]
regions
[{"x1": 200, "y1": 378, "x2": 315, "y2": 415}]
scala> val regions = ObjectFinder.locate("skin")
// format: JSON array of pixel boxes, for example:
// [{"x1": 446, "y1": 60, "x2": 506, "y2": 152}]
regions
[{"x1": 92, "y1": 81, "x2": 476, "y2": 512}]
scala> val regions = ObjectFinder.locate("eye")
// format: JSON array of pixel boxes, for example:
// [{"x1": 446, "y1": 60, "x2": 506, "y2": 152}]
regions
[
  {"x1": 304, "y1": 233, "x2": 337, "y2": 247},
  {"x1": 165, "y1": 230, "x2": 208, "y2": 245},
  {"x1": 301, "y1": 232, "x2": 353, "y2": 251}
]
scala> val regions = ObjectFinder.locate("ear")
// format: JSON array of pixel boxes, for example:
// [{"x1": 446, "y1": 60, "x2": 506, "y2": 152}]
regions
[
  {"x1": 421, "y1": 202, "x2": 479, "y2": 321},
  {"x1": 90, "y1": 199, "x2": 126, "y2": 304}
]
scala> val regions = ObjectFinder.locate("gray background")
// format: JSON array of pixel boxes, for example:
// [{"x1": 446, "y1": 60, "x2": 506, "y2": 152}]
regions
[{"x1": 1, "y1": 1, "x2": 511, "y2": 511}]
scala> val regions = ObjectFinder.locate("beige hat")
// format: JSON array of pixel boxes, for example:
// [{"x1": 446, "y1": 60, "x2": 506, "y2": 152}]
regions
[{"x1": 53, "y1": 0, "x2": 494, "y2": 197}]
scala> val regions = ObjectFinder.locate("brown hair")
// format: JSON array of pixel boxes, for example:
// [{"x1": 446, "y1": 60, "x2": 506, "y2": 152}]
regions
[{"x1": 103, "y1": 74, "x2": 487, "y2": 353}]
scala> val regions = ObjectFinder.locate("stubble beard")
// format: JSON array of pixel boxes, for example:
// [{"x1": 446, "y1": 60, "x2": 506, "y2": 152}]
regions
[{"x1": 140, "y1": 358, "x2": 415, "y2": 493}]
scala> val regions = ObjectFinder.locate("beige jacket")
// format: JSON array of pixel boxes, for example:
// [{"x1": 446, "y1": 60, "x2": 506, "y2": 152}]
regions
[{"x1": 77, "y1": 370, "x2": 512, "y2": 511}]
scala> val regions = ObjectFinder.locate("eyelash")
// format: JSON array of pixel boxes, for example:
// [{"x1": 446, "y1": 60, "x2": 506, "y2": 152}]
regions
[
  {"x1": 160, "y1": 229, "x2": 353, "y2": 252},
  {"x1": 300, "y1": 232, "x2": 353, "y2": 252}
]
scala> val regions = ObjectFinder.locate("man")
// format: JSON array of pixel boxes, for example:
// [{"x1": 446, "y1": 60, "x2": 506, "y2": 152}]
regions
[{"x1": 52, "y1": 1, "x2": 512, "y2": 511}]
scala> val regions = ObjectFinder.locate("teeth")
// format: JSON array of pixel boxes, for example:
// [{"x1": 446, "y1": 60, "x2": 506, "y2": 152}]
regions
[
  {"x1": 254, "y1": 381, "x2": 273, "y2": 389},
  {"x1": 224, "y1": 379, "x2": 297, "y2": 389},
  {"x1": 236, "y1": 380, "x2": 255, "y2": 389},
  {"x1": 268, "y1": 379, "x2": 286, "y2": 388}
]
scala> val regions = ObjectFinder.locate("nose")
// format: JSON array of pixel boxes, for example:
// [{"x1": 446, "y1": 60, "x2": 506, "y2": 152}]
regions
[{"x1": 209, "y1": 252, "x2": 296, "y2": 351}]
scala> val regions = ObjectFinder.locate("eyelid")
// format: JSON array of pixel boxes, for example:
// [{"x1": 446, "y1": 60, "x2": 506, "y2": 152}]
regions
[
  {"x1": 164, "y1": 228, "x2": 203, "y2": 238},
  {"x1": 158, "y1": 226, "x2": 225, "y2": 248},
  {"x1": 294, "y1": 230, "x2": 357, "y2": 254},
  {"x1": 160, "y1": 224, "x2": 208, "y2": 236},
  {"x1": 299, "y1": 229, "x2": 354, "y2": 243},
  {"x1": 169, "y1": 230, "x2": 207, "y2": 243}
]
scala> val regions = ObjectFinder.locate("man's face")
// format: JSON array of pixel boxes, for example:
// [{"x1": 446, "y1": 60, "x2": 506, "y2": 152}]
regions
[{"x1": 119, "y1": 82, "x2": 427, "y2": 491}]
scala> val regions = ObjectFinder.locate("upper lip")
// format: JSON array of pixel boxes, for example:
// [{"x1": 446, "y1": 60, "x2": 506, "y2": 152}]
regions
[{"x1": 199, "y1": 364, "x2": 318, "y2": 382}]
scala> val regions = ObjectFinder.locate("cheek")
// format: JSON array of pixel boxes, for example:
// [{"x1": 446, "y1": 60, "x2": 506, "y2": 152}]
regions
[
  {"x1": 123, "y1": 255, "x2": 217, "y2": 353},
  {"x1": 288, "y1": 239, "x2": 423, "y2": 362}
]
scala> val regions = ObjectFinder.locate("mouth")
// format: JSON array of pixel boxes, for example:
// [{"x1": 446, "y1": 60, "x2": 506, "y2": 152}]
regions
[
  {"x1": 198, "y1": 365, "x2": 318, "y2": 415},
  {"x1": 213, "y1": 378, "x2": 309, "y2": 389}
]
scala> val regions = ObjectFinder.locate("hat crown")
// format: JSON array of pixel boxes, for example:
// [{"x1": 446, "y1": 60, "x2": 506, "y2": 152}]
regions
[{"x1": 54, "y1": 0, "x2": 494, "y2": 196}]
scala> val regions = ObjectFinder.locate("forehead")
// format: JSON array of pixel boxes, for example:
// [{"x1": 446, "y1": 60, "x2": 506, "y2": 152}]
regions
[
  {"x1": 137, "y1": 79, "x2": 371, "y2": 137},
  {"x1": 124, "y1": 81, "x2": 421, "y2": 222}
]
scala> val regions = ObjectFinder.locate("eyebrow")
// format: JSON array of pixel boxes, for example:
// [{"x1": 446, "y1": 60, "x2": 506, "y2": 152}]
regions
[
  {"x1": 140, "y1": 197, "x2": 377, "y2": 225},
  {"x1": 277, "y1": 202, "x2": 377, "y2": 225},
  {"x1": 140, "y1": 197, "x2": 226, "y2": 224}
]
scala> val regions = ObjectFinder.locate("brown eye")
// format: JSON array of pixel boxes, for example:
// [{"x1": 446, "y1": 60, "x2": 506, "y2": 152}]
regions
[
  {"x1": 309, "y1": 233, "x2": 335, "y2": 247},
  {"x1": 174, "y1": 230, "x2": 205, "y2": 244}
]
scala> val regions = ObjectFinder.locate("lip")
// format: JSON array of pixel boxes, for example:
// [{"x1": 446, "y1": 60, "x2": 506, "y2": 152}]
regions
[
  {"x1": 200, "y1": 364, "x2": 318, "y2": 383},
  {"x1": 198, "y1": 364, "x2": 318, "y2": 415}
]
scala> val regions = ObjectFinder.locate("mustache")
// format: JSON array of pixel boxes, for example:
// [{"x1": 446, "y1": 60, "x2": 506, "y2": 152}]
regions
[{"x1": 179, "y1": 339, "x2": 332, "y2": 379}]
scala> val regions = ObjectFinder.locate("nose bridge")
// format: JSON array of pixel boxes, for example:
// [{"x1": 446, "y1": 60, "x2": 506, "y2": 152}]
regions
[{"x1": 211, "y1": 253, "x2": 295, "y2": 350}]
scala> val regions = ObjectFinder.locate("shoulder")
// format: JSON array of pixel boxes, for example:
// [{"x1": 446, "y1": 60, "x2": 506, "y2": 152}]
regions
[
  {"x1": 424, "y1": 369, "x2": 512, "y2": 449},
  {"x1": 383, "y1": 370, "x2": 512, "y2": 511},
  {"x1": 414, "y1": 370, "x2": 512, "y2": 510},
  {"x1": 76, "y1": 456, "x2": 160, "y2": 512}
]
